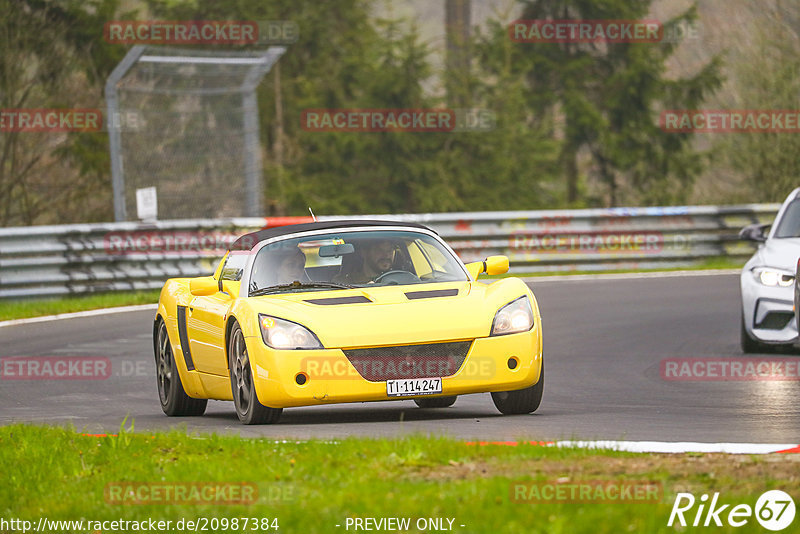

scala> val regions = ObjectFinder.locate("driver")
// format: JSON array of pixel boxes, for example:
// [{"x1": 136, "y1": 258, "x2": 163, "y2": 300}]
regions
[{"x1": 336, "y1": 240, "x2": 396, "y2": 284}]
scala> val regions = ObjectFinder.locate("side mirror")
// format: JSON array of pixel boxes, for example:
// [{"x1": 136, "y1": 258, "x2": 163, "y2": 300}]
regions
[
  {"x1": 485, "y1": 255, "x2": 510, "y2": 275},
  {"x1": 739, "y1": 223, "x2": 770, "y2": 243},
  {"x1": 190, "y1": 277, "x2": 218, "y2": 296},
  {"x1": 466, "y1": 255, "x2": 510, "y2": 279}
]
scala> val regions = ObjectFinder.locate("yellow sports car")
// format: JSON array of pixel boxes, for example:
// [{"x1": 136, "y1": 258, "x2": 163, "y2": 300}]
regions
[{"x1": 153, "y1": 220, "x2": 543, "y2": 424}]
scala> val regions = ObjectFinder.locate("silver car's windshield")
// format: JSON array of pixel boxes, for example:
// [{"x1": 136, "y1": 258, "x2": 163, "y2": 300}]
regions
[
  {"x1": 774, "y1": 199, "x2": 800, "y2": 238},
  {"x1": 249, "y1": 230, "x2": 467, "y2": 293}
]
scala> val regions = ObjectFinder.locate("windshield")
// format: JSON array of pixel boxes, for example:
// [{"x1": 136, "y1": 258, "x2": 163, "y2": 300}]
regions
[
  {"x1": 249, "y1": 230, "x2": 467, "y2": 294},
  {"x1": 773, "y1": 199, "x2": 800, "y2": 238}
]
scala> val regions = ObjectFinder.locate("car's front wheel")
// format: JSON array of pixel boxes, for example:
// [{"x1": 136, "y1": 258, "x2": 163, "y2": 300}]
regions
[
  {"x1": 491, "y1": 360, "x2": 544, "y2": 415},
  {"x1": 154, "y1": 318, "x2": 207, "y2": 416},
  {"x1": 414, "y1": 396, "x2": 457, "y2": 408},
  {"x1": 229, "y1": 322, "x2": 282, "y2": 425}
]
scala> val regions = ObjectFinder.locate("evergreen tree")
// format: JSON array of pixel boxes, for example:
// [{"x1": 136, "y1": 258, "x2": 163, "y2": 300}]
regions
[{"x1": 516, "y1": 0, "x2": 722, "y2": 206}]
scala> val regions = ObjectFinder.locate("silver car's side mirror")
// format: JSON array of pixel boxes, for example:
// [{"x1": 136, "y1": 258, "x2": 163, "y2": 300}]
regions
[{"x1": 739, "y1": 223, "x2": 770, "y2": 243}]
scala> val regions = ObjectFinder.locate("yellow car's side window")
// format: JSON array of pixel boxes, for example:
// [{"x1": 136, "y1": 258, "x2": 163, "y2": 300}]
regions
[
  {"x1": 408, "y1": 242, "x2": 432, "y2": 277},
  {"x1": 418, "y1": 240, "x2": 448, "y2": 271},
  {"x1": 409, "y1": 239, "x2": 450, "y2": 278},
  {"x1": 213, "y1": 252, "x2": 229, "y2": 279},
  {"x1": 220, "y1": 253, "x2": 248, "y2": 281}
]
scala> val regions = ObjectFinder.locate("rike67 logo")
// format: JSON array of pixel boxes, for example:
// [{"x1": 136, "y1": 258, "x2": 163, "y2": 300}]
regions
[{"x1": 668, "y1": 490, "x2": 795, "y2": 531}]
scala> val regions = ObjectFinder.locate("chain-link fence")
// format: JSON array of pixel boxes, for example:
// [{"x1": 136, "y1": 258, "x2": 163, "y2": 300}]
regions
[{"x1": 105, "y1": 45, "x2": 285, "y2": 221}]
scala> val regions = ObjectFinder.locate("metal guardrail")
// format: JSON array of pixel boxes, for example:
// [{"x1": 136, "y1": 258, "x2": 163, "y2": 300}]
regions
[{"x1": 0, "y1": 205, "x2": 780, "y2": 299}]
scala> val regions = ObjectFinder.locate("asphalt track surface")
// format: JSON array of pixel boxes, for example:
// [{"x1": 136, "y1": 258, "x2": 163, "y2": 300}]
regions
[{"x1": 2, "y1": 273, "x2": 799, "y2": 442}]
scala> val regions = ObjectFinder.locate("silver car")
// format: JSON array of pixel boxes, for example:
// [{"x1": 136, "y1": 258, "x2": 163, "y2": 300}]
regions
[{"x1": 740, "y1": 187, "x2": 800, "y2": 352}]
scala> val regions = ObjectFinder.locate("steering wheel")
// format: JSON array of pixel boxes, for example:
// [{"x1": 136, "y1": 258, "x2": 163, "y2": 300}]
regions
[{"x1": 372, "y1": 270, "x2": 420, "y2": 285}]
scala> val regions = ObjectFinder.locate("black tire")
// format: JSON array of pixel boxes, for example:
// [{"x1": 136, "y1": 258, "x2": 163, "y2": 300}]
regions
[
  {"x1": 740, "y1": 311, "x2": 770, "y2": 354},
  {"x1": 229, "y1": 322, "x2": 282, "y2": 425},
  {"x1": 154, "y1": 318, "x2": 207, "y2": 416},
  {"x1": 414, "y1": 396, "x2": 457, "y2": 408},
  {"x1": 492, "y1": 360, "x2": 544, "y2": 415}
]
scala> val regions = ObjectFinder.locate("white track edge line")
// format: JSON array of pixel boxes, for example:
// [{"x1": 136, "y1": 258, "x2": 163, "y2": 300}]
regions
[
  {"x1": 247, "y1": 439, "x2": 798, "y2": 454},
  {"x1": 0, "y1": 304, "x2": 157, "y2": 328},
  {"x1": 554, "y1": 440, "x2": 798, "y2": 454}
]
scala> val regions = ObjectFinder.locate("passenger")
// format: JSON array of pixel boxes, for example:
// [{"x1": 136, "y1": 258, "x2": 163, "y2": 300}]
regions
[{"x1": 273, "y1": 247, "x2": 307, "y2": 284}]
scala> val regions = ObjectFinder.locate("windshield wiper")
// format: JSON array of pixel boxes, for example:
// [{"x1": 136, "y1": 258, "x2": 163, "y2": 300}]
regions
[{"x1": 250, "y1": 281, "x2": 355, "y2": 296}]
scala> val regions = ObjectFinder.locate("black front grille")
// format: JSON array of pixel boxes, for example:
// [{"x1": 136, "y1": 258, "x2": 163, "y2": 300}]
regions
[
  {"x1": 342, "y1": 341, "x2": 472, "y2": 382},
  {"x1": 756, "y1": 311, "x2": 794, "y2": 330}
]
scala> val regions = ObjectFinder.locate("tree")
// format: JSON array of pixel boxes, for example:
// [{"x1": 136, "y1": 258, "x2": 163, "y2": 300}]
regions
[
  {"x1": 515, "y1": 0, "x2": 722, "y2": 206},
  {"x1": 721, "y1": 2, "x2": 800, "y2": 202},
  {"x1": 0, "y1": 0, "x2": 123, "y2": 225},
  {"x1": 444, "y1": 0, "x2": 472, "y2": 107}
]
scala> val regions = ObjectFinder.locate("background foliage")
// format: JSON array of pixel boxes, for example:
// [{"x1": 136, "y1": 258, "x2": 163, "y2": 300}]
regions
[{"x1": 0, "y1": 0, "x2": 792, "y2": 225}]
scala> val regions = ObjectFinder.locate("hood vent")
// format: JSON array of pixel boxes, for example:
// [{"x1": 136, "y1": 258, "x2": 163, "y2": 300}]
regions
[
  {"x1": 304, "y1": 295, "x2": 371, "y2": 305},
  {"x1": 404, "y1": 288, "x2": 459, "y2": 300}
]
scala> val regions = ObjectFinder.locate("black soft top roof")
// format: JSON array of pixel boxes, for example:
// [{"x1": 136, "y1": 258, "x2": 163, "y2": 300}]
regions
[{"x1": 229, "y1": 219, "x2": 434, "y2": 251}]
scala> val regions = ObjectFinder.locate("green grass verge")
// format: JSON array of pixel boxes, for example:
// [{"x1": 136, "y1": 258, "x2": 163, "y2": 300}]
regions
[
  {"x1": 0, "y1": 290, "x2": 160, "y2": 321},
  {"x1": 1, "y1": 424, "x2": 796, "y2": 533}
]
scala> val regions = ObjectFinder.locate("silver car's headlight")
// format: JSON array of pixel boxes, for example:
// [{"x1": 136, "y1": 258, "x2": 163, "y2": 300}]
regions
[
  {"x1": 259, "y1": 314, "x2": 323, "y2": 350},
  {"x1": 490, "y1": 296, "x2": 534, "y2": 336},
  {"x1": 752, "y1": 268, "x2": 794, "y2": 287}
]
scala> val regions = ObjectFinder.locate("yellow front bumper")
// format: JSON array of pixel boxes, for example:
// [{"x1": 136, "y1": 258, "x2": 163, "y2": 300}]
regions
[{"x1": 245, "y1": 329, "x2": 542, "y2": 408}]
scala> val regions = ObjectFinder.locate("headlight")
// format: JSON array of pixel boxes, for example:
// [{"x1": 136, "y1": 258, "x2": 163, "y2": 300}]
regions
[
  {"x1": 259, "y1": 314, "x2": 323, "y2": 350},
  {"x1": 753, "y1": 268, "x2": 794, "y2": 287},
  {"x1": 490, "y1": 296, "x2": 534, "y2": 336}
]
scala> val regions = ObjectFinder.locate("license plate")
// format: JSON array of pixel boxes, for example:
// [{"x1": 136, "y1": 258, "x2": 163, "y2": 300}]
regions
[{"x1": 386, "y1": 377, "x2": 442, "y2": 397}]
